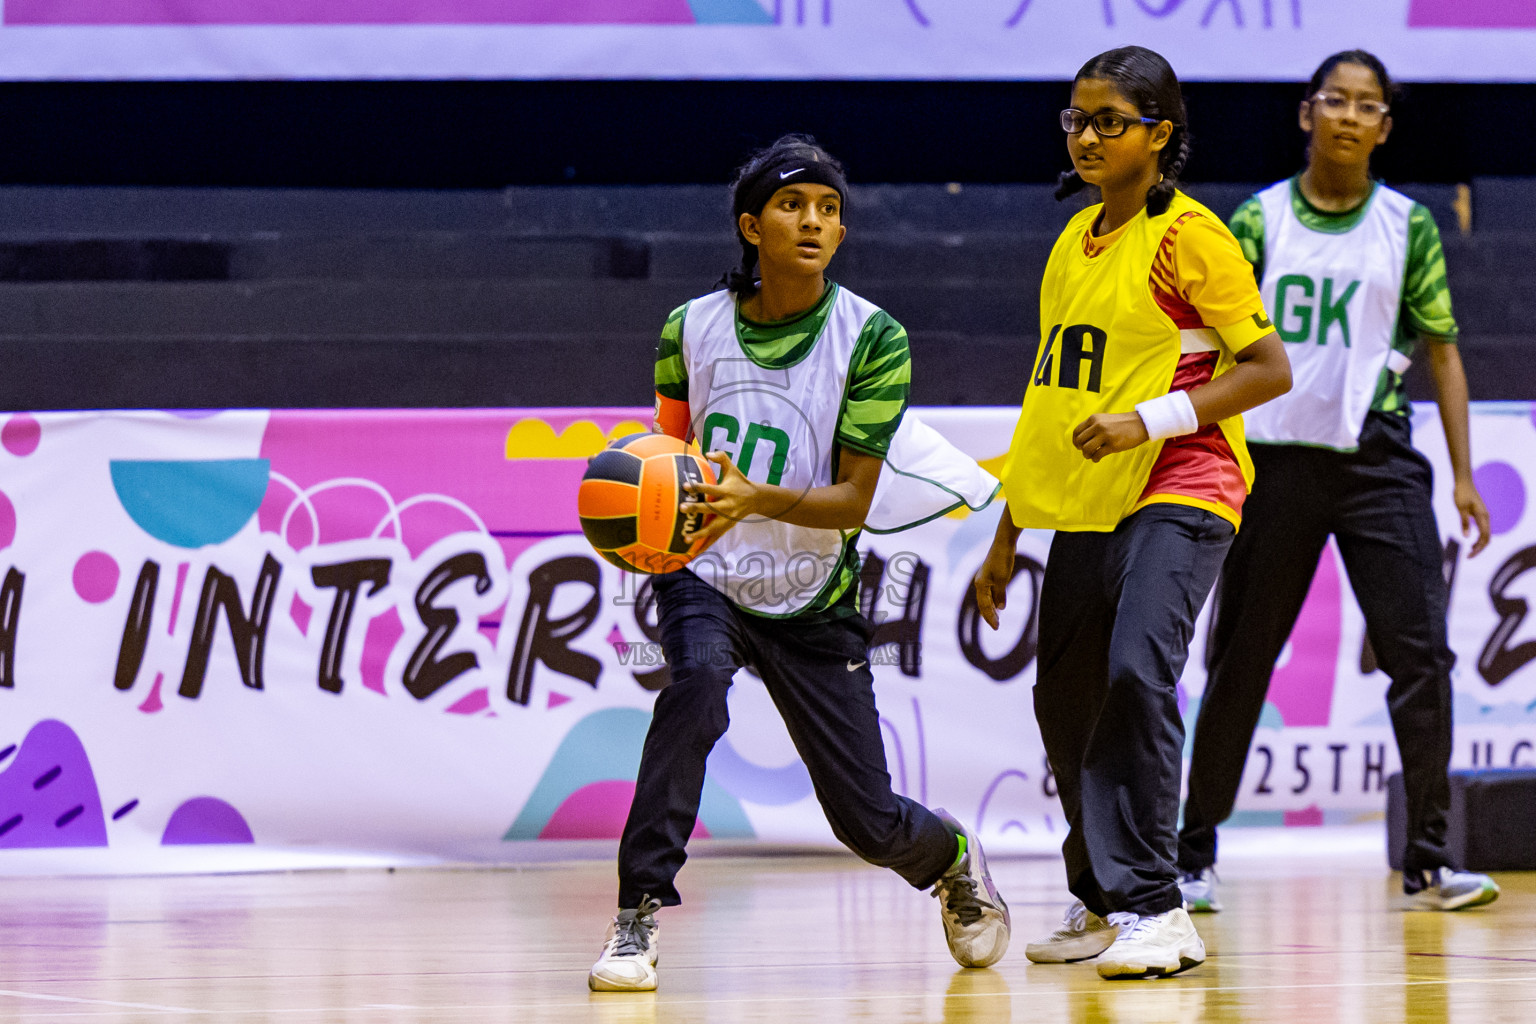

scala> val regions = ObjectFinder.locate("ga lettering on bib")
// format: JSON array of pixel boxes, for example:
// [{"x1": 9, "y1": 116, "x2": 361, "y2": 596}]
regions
[{"x1": 1002, "y1": 191, "x2": 1255, "y2": 532}]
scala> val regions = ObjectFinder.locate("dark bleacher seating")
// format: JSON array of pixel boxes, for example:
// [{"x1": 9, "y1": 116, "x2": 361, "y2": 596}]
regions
[{"x1": 0, "y1": 182, "x2": 1528, "y2": 411}]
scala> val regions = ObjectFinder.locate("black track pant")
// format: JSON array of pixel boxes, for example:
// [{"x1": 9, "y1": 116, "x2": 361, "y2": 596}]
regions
[
  {"x1": 1034, "y1": 504, "x2": 1235, "y2": 918},
  {"x1": 1180, "y1": 412, "x2": 1455, "y2": 877},
  {"x1": 617, "y1": 568, "x2": 958, "y2": 909}
]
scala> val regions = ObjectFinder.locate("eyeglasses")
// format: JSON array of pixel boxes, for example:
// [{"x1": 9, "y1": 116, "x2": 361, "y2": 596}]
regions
[
  {"x1": 1060, "y1": 108, "x2": 1162, "y2": 137},
  {"x1": 1311, "y1": 92, "x2": 1389, "y2": 124}
]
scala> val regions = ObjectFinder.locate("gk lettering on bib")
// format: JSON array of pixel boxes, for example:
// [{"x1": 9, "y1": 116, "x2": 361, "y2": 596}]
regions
[{"x1": 1244, "y1": 181, "x2": 1413, "y2": 450}]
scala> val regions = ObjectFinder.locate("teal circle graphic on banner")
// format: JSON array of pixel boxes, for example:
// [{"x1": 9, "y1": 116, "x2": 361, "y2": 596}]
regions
[{"x1": 109, "y1": 459, "x2": 271, "y2": 548}]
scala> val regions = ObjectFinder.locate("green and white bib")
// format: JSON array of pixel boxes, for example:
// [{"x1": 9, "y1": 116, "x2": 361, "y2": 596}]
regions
[
  {"x1": 678, "y1": 285, "x2": 996, "y2": 617},
  {"x1": 1245, "y1": 180, "x2": 1415, "y2": 450}
]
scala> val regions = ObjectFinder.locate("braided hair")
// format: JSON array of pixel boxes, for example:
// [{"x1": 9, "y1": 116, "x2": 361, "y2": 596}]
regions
[
  {"x1": 1054, "y1": 46, "x2": 1190, "y2": 218},
  {"x1": 720, "y1": 134, "x2": 849, "y2": 297}
]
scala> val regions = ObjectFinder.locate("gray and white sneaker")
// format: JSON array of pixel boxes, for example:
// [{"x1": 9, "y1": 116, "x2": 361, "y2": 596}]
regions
[
  {"x1": 1179, "y1": 867, "x2": 1221, "y2": 913},
  {"x1": 588, "y1": 896, "x2": 662, "y2": 991},
  {"x1": 1095, "y1": 907, "x2": 1206, "y2": 979},
  {"x1": 1405, "y1": 867, "x2": 1500, "y2": 911},
  {"x1": 1024, "y1": 898, "x2": 1124, "y2": 963},
  {"x1": 931, "y1": 809, "x2": 1011, "y2": 968}
]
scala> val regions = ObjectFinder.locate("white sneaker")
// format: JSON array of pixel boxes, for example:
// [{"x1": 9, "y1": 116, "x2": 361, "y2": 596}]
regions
[
  {"x1": 931, "y1": 810, "x2": 1011, "y2": 968},
  {"x1": 588, "y1": 897, "x2": 661, "y2": 992},
  {"x1": 1405, "y1": 867, "x2": 1500, "y2": 911},
  {"x1": 1023, "y1": 898, "x2": 1122, "y2": 963},
  {"x1": 1179, "y1": 867, "x2": 1221, "y2": 913},
  {"x1": 1095, "y1": 908, "x2": 1205, "y2": 979}
]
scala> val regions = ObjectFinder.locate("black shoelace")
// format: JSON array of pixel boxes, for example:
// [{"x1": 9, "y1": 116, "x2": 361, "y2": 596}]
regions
[{"x1": 934, "y1": 871, "x2": 993, "y2": 927}]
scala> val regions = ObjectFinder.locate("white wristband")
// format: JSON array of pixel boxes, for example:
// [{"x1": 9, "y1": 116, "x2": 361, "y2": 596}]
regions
[{"x1": 1135, "y1": 390, "x2": 1200, "y2": 441}]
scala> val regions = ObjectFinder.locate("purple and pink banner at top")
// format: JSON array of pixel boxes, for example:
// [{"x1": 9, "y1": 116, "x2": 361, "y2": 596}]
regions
[
  {"x1": 3, "y1": 0, "x2": 778, "y2": 24},
  {"x1": 0, "y1": 1, "x2": 1533, "y2": 81},
  {"x1": 3, "y1": 0, "x2": 1531, "y2": 27},
  {"x1": 1409, "y1": 0, "x2": 1536, "y2": 28}
]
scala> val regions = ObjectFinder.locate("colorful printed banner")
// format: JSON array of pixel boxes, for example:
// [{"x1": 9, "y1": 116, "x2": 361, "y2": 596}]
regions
[
  {"x1": 2, "y1": 0, "x2": 776, "y2": 25},
  {"x1": 0, "y1": 0, "x2": 1533, "y2": 81},
  {"x1": 1, "y1": 404, "x2": 1534, "y2": 875}
]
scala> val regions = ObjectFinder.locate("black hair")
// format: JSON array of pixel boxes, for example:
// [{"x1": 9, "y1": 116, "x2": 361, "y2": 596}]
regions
[
  {"x1": 1306, "y1": 49, "x2": 1401, "y2": 105},
  {"x1": 1054, "y1": 45, "x2": 1190, "y2": 218},
  {"x1": 720, "y1": 133, "x2": 848, "y2": 297}
]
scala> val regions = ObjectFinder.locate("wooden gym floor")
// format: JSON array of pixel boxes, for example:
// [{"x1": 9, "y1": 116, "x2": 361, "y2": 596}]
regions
[{"x1": 0, "y1": 839, "x2": 1531, "y2": 1023}]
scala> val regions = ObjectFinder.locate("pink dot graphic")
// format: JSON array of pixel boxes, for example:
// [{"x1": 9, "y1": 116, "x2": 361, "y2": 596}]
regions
[
  {"x1": 73, "y1": 551, "x2": 120, "y2": 604},
  {"x1": 2, "y1": 415, "x2": 40, "y2": 457},
  {"x1": 0, "y1": 491, "x2": 13, "y2": 550}
]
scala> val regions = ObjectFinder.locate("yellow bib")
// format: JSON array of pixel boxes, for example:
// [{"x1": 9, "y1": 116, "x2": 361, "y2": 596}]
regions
[{"x1": 1002, "y1": 191, "x2": 1253, "y2": 532}]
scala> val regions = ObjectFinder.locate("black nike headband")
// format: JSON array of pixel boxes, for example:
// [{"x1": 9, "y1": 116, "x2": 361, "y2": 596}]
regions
[{"x1": 736, "y1": 153, "x2": 849, "y2": 223}]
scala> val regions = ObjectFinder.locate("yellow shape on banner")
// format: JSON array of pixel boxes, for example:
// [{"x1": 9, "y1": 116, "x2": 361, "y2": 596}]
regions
[{"x1": 504, "y1": 418, "x2": 649, "y2": 460}]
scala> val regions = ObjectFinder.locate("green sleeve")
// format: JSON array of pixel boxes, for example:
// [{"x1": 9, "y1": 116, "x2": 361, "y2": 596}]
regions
[
  {"x1": 1227, "y1": 196, "x2": 1265, "y2": 284},
  {"x1": 1402, "y1": 203, "x2": 1458, "y2": 342},
  {"x1": 653, "y1": 302, "x2": 690, "y2": 401},
  {"x1": 837, "y1": 310, "x2": 911, "y2": 459}
]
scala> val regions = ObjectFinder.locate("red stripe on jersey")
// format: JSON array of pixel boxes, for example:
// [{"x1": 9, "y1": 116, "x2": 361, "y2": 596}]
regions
[
  {"x1": 1139, "y1": 352, "x2": 1247, "y2": 517},
  {"x1": 1152, "y1": 211, "x2": 1206, "y2": 330}
]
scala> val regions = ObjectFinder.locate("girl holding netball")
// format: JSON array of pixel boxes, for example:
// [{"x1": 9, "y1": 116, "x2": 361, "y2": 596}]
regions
[
  {"x1": 973, "y1": 46, "x2": 1291, "y2": 978},
  {"x1": 1178, "y1": 51, "x2": 1498, "y2": 913},
  {"x1": 588, "y1": 135, "x2": 1009, "y2": 992}
]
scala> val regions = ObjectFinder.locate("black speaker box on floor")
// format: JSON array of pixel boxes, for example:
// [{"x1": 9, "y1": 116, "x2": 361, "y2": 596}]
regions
[{"x1": 1386, "y1": 768, "x2": 1536, "y2": 871}]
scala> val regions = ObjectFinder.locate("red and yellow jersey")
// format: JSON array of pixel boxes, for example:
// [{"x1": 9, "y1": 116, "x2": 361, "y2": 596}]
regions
[{"x1": 1002, "y1": 190, "x2": 1272, "y2": 531}]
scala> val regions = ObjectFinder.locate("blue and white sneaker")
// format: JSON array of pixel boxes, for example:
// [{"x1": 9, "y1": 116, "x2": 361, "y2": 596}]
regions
[
  {"x1": 1179, "y1": 867, "x2": 1221, "y2": 914},
  {"x1": 588, "y1": 896, "x2": 662, "y2": 991},
  {"x1": 1405, "y1": 867, "x2": 1500, "y2": 911},
  {"x1": 931, "y1": 809, "x2": 1011, "y2": 968}
]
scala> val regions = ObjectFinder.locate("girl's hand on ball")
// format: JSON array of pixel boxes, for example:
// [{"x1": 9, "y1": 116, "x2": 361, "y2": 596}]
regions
[
  {"x1": 1072, "y1": 412, "x2": 1150, "y2": 462},
  {"x1": 681, "y1": 451, "x2": 755, "y2": 545}
]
